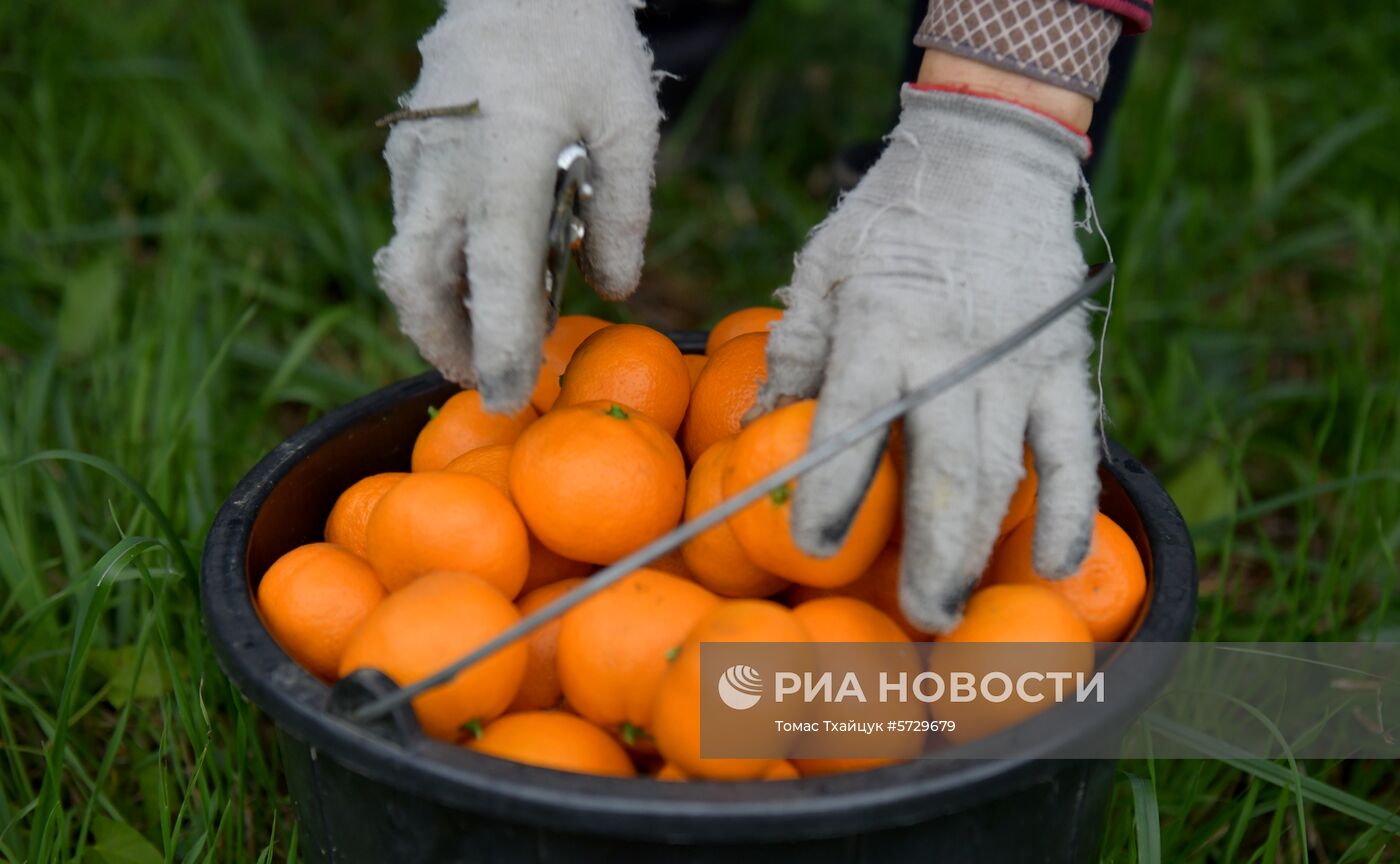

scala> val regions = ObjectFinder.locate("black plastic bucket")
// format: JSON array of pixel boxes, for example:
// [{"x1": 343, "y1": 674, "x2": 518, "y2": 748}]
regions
[{"x1": 201, "y1": 333, "x2": 1197, "y2": 863}]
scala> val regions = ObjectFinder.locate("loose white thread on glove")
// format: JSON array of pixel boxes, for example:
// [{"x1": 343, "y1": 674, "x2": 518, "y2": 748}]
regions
[
  {"x1": 1076, "y1": 169, "x2": 1116, "y2": 454},
  {"x1": 374, "y1": 0, "x2": 662, "y2": 411},
  {"x1": 756, "y1": 86, "x2": 1102, "y2": 633}
]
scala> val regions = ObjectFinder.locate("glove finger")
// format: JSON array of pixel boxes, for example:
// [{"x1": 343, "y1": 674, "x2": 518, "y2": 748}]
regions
[
  {"x1": 754, "y1": 239, "x2": 839, "y2": 415},
  {"x1": 578, "y1": 111, "x2": 661, "y2": 301},
  {"x1": 576, "y1": 0, "x2": 660, "y2": 299},
  {"x1": 462, "y1": 133, "x2": 561, "y2": 412},
  {"x1": 897, "y1": 359, "x2": 981, "y2": 634},
  {"x1": 958, "y1": 374, "x2": 1033, "y2": 580},
  {"x1": 1026, "y1": 361, "x2": 1101, "y2": 578},
  {"x1": 373, "y1": 168, "x2": 474, "y2": 387},
  {"x1": 789, "y1": 284, "x2": 901, "y2": 557}
]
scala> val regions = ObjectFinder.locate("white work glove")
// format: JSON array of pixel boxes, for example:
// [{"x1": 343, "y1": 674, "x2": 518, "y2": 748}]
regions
[
  {"x1": 375, "y1": 0, "x2": 661, "y2": 410},
  {"x1": 757, "y1": 86, "x2": 1101, "y2": 634}
]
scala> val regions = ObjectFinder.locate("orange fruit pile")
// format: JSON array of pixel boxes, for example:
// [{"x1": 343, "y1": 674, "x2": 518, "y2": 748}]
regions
[{"x1": 254, "y1": 311, "x2": 1148, "y2": 781}]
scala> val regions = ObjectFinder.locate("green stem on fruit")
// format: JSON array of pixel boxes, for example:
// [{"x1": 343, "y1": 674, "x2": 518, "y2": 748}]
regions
[{"x1": 607, "y1": 404, "x2": 629, "y2": 420}]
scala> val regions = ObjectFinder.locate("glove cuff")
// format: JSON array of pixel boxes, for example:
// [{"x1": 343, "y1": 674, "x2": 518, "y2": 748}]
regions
[{"x1": 900, "y1": 83, "x2": 1092, "y2": 164}]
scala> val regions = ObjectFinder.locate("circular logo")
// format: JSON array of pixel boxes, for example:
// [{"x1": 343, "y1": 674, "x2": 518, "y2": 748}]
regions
[{"x1": 717, "y1": 664, "x2": 763, "y2": 710}]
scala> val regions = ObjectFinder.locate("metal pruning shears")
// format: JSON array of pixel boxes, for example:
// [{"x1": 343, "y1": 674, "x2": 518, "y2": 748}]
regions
[{"x1": 543, "y1": 143, "x2": 593, "y2": 331}]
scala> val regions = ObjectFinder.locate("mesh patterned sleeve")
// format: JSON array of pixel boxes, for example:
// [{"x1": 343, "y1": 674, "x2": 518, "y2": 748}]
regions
[{"x1": 914, "y1": 0, "x2": 1152, "y2": 100}]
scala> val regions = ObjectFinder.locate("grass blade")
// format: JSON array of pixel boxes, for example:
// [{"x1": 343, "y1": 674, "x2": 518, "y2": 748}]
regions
[{"x1": 1124, "y1": 771, "x2": 1163, "y2": 864}]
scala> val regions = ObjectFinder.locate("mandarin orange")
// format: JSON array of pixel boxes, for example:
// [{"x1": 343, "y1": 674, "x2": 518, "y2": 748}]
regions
[
  {"x1": 441, "y1": 443, "x2": 594, "y2": 592},
  {"x1": 789, "y1": 596, "x2": 922, "y2": 776},
  {"x1": 530, "y1": 315, "x2": 611, "y2": 412},
  {"x1": 929, "y1": 583, "x2": 1094, "y2": 742},
  {"x1": 681, "y1": 437, "x2": 787, "y2": 598},
  {"x1": 324, "y1": 472, "x2": 407, "y2": 559},
  {"x1": 999, "y1": 447, "x2": 1038, "y2": 537},
  {"x1": 365, "y1": 472, "x2": 529, "y2": 597},
  {"x1": 521, "y1": 537, "x2": 595, "y2": 594},
  {"x1": 470, "y1": 710, "x2": 636, "y2": 777},
  {"x1": 510, "y1": 402, "x2": 686, "y2": 565},
  {"x1": 705, "y1": 307, "x2": 782, "y2": 355},
  {"x1": 651, "y1": 600, "x2": 809, "y2": 780},
  {"x1": 984, "y1": 511, "x2": 1146, "y2": 641},
  {"x1": 723, "y1": 401, "x2": 898, "y2": 588},
  {"x1": 682, "y1": 332, "x2": 768, "y2": 463},
  {"x1": 411, "y1": 390, "x2": 536, "y2": 472},
  {"x1": 339, "y1": 571, "x2": 527, "y2": 740},
  {"x1": 785, "y1": 545, "x2": 933, "y2": 640},
  {"x1": 442, "y1": 444, "x2": 513, "y2": 496},
  {"x1": 936, "y1": 584, "x2": 1092, "y2": 643},
  {"x1": 257, "y1": 543, "x2": 385, "y2": 680},
  {"x1": 509, "y1": 578, "x2": 587, "y2": 712},
  {"x1": 556, "y1": 569, "x2": 719, "y2": 735},
  {"x1": 555, "y1": 324, "x2": 692, "y2": 435},
  {"x1": 682, "y1": 354, "x2": 708, "y2": 388}
]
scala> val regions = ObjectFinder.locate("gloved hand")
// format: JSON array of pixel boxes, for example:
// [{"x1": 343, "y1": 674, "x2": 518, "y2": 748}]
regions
[
  {"x1": 375, "y1": 0, "x2": 661, "y2": 411},
  {"x1": 756, "y1": 86, "x2": 1101, "y2": 634}
]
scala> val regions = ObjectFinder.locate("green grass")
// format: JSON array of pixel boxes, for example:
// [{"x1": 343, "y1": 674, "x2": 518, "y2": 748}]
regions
[{"x1": 2, "y1": 0, "x2": 1398, "y2": 860}]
